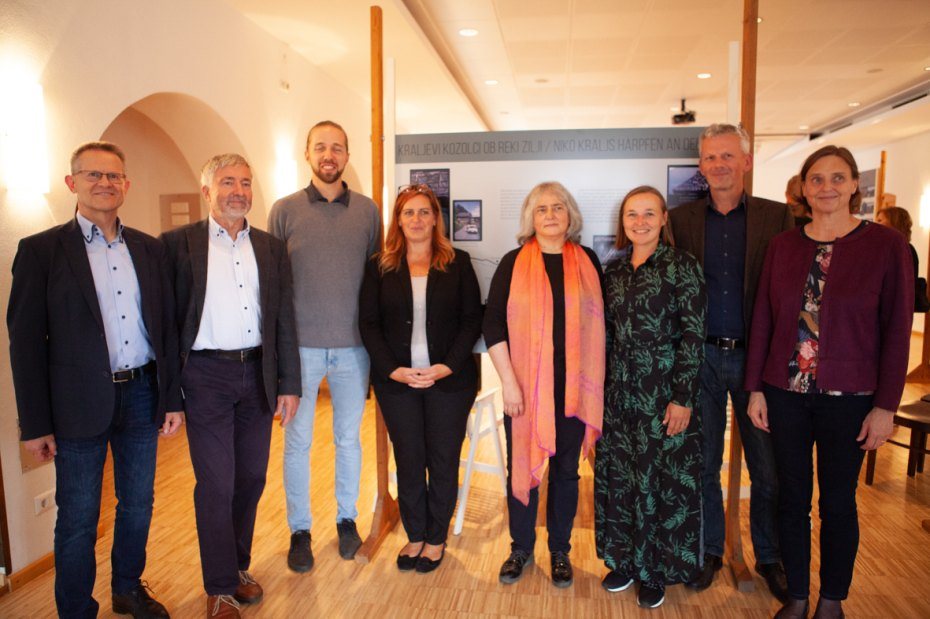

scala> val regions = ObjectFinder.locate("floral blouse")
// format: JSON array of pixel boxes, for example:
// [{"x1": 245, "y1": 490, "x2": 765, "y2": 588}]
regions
[{"x1": 787, "y1": 223, "x2": 872, "y2": 396}]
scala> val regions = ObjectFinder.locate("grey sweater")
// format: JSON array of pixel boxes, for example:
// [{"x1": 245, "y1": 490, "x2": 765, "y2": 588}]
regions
[{"x1": 268, "y1": 185, "x2": 381, "y2": 347}]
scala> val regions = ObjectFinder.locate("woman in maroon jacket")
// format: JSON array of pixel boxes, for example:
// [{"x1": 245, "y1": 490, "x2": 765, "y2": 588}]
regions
[{"x1": 745, "y1": 146, "x2": 913, "y2": 619}]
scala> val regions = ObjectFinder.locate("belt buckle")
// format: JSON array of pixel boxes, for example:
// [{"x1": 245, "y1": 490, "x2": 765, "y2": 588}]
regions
[{"x1": 112, "y1": 370, "x2": 131, "y2": 383}]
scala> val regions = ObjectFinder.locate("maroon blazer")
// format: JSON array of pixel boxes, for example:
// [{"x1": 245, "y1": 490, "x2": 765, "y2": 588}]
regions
[{"x1": 744, "y1": 222, "x2": 913, "y2": 411}]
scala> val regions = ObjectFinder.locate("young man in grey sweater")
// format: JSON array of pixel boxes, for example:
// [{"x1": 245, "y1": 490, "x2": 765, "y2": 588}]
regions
[{"x1": 268, "y1": 121, "x2": 382, "y2": 571}]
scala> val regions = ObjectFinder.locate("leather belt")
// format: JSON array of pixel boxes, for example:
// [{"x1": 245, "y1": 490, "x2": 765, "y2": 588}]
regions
[
  {"x1": 706, "y1": 336, "x2": 744, "y2": 350},
  {"x1": 112, "y1": 360, "x2": 156, "y2": 383},
  {"x1": 191, "y1": 346, "x2": 262, "y2": 362}
]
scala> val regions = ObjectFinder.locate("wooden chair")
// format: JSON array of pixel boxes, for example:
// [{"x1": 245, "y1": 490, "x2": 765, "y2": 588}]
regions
[{"x1": 864, "y1": 396, "x2": 930, "y2": 485}]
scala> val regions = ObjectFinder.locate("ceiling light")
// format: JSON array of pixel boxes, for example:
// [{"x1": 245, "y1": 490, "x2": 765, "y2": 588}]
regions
[
  {"x1": 458, "y1": 28, "x2": 479, "y2": 37},
  {"x1": 535, "y1": 78, "x2": 549, "y2": 84},
  {"x1": 697, "y1": 72, "x2": 712, "y2": 79},
  {"x1": 799, "y1": 125, "x2": 809, "y2": 130},
  {"x1": 670, "y1": 106, "x2": 680, "y2": 112},
  {"x1": 848, "y1": 101, "x2": 861, "y2": 107},
  {"x1": 484, "y1": 79, "x2": 499, "y2": 86},
  {"x1": 925, "y1": 66, "x2": 930, "y2": 71},
  {"x1": 756, "y1": 17, "x2": 763, "y2": 23},
  {"x1": 871, "y1": 117, "x2": 883, "y2": 125}
]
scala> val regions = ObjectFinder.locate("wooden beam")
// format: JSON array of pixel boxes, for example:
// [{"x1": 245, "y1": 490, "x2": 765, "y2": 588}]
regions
[
  {"x1": 356, "y1": 4, "x2": 400, "y2": 563},
  {"x1": 724, "y1": 0, "x2": 759, "y2": 594}
]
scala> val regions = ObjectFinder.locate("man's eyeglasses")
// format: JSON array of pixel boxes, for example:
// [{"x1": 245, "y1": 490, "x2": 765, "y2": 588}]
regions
[{"x1": 73, "y1": 170, "x2": 127, "y2": 184}]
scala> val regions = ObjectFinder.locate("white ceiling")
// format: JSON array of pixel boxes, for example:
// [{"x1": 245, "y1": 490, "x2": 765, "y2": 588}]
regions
[{"x1": 228, "y1": 0, "x2": 930, "y2": 150}]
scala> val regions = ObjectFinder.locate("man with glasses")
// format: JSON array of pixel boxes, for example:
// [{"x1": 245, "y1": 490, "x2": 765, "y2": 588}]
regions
[
  {"x1": 8, "y1": 141, "x2": 183, "y2": 618},
  {"x1": 269, "y1": 121, "x2": 381, "y2": 571}
]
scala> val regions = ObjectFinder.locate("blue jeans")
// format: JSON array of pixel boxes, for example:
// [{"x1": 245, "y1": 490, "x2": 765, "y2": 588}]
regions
[
  {"x1": 283, "y1": 346, "x2": 369, "y2": 532},
  {"x1": 698, "y1": 344, "x2": 780, "y2": 564},
  {"x1": 54, "y1": 374, "x2": 159, "y2": 619}
]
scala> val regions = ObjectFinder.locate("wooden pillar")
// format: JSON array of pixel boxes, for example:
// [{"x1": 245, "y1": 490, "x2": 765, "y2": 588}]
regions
[
  {"x1": 355, "y1": 4, "x2": 400, "y2": 563},
  {"x1": 723, "y1": 0, "x2": 759, "y2": 593}
]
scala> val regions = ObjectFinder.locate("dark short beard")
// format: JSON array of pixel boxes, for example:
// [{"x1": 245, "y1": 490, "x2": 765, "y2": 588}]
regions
[{"x1": 313, "y1": 164, "x2": 344, "y2": 184}]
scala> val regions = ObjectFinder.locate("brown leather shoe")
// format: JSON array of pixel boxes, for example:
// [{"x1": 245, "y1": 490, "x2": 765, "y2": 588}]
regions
[
  {"x1": 234, "y1": 570, "x2": 263, "y2": 604},
  {"x1": 207, "y1": 595, "x2": 241, "y2": 618}
]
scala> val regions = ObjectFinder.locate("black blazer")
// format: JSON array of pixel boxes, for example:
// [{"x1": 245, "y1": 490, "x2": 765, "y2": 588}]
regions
[
  {"x1": 7, "y1": 219, "x2": 183, "y2": 441},
  {"x1": 160, "y1": 219, "x2": 301, "y2": 410},
  {"x1": 359, "y1": 248, "x2": 482, "y2": 393},
  {"x1": 669, "y1": 195, "x2": 794, "y2": 340}
]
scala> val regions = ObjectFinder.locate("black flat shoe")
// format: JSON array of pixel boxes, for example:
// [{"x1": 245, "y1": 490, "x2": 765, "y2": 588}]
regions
[
  {"x1": 397, "y1": 546, "x2": 422, "y2": 572},
  {"x1": 686, "y1": 553, "x2": 722, "y2": 591},
  {"x1": 775, "y1": 598, "x2": 809, "y2": 619},
  {"x1": 756, "y1": 562, "x2": 789, "y2": 603},
  {"x1": 550, "y1": 551, "x2": 573, "y2": 588},
  {"x1": 415, "y1": 544, "x2": 445, "y2": 573}
]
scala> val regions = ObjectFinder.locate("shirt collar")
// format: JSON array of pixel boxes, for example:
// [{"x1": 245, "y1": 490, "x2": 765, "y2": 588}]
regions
[
  {"x1": 706, "y1": 192, "x2": 747, "y2": 216},
  {"x1": 76, "y1": 212, "x2": 124, "y2": 244},
  {"x1": 305, "y1": 180, "x2": 351, "y2": 206},
  {"x1": 208, "y1": 214, "x2": 251, "y2": 242}
]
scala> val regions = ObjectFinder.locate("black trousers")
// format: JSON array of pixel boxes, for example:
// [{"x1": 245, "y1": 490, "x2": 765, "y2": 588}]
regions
[
  {"x1": 504, "y1": 374, "x2": 585, "y2": 554},
  {"x1": 764, "y1": 385, "x2": 873, "y2": 601},
  {"x1": 376, "y1": 382, "x2": 476, "y2": 545},
  {"x1": 182, "y1": 354, "x2": 273, "y2": 595}
]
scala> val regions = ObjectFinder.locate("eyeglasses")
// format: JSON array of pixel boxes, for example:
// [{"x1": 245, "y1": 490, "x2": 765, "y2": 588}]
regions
[
  {"x1": 73, "y1": 170, "x2": 127, "y2": 184},
  {"x1": 397, "y1": 183, "x2": 434, "y2": 196}
]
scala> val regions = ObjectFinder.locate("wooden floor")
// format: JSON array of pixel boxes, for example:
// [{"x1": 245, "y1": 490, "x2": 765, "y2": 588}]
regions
[{"x1": 2, "y1": 365, "x2": 930, "y2": 618}]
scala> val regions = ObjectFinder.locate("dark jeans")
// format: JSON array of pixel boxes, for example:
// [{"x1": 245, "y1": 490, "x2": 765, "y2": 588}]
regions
[
  {"x1": 54, "y1": 373, "x2": 159, "y2": 619},
  {"x1": 504, "y1": 399, "x2": 585, "y2": 554},
  {"x1": 764, "y1": 385, "x2": 872, "y2": 601},
  {"x1": 182, "y1": 354, "x2": 272, "y2": 595},
  {"x1": 376, "y1": 383, "x2": 475, "y2": 545},
  {"x1": 698, "y1": 344, "x2": 780, "y2": 563}
]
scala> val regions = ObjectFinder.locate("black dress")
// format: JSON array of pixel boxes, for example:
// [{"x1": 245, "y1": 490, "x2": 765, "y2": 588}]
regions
[{"x1": 595, "y1": 242, "x2": 706, "y2": 585}]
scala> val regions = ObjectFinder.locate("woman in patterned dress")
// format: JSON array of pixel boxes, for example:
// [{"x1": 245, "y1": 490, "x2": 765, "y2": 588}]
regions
[
  {"x1": 595, "y1": 186, "x2": 706, "y2": 609},
  {"x1": 745, "y1": 146, "x2": 913, "y2": 619}
]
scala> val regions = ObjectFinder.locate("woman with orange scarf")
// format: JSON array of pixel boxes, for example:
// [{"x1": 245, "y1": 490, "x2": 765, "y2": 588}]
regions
[{"x1": 483, "y1": 181, "x2": 605, "y2": 589}]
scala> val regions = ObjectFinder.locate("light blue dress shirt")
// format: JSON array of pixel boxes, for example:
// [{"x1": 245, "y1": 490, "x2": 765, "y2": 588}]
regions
[{"x1": 77, "y1": 213, "x2": 154, "y2": 372}]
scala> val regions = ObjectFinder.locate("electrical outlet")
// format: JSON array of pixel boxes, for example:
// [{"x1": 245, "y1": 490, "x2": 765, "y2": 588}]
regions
[{"x1": 34, "y1": 489, "x2": 55, "y2": 515}]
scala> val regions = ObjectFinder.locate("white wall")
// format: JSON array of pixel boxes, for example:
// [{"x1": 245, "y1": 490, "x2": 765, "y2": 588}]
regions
[
  {"x1": 755, "y1": 127, "x2": 930, "y2": 333},
  {"x1": 0, "y1": 0, "x2": 377, "y2": 572}
]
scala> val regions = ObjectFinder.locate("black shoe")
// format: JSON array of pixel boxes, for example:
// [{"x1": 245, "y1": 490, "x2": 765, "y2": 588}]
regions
[
  {"x1": 397, "y1": 544, "x2": 423, "y2": 572},
  {"x1": 112, "y1": 582, "x2": 169, "y2": 618},
  {"x1": 287, "y1": 530, "x2": 314, "y2": 573},
  {"x1": 686, "y1": 553, "x2": 722, "y2": 591},
  {"x1": 757, "y1": 561, "x2": 790, "y2": 603},
  {"x1": 637, "y1": 581, "x2": 666, "y2": 609},
  {"x1": 415, "y1": 543, "x2": 446, "y2": 573},
  {"x1": 775, "y1": 598, "x2": 810, "y2": 619},
  {"x1": 812, "y1": 598, "x2": 844, "y2": 619},
  {"x1": 337, "y1": 519, "x2": 362, "y2": 559},
  {"x1": 550, "y1": 551, "x2": 573, "y2": 588},
  {"x1": 498, "y1": 550, "x2": 533, "y2": 584},
  {"x1": 602, "y1": 570, "x2": 634, "y2": 592}
]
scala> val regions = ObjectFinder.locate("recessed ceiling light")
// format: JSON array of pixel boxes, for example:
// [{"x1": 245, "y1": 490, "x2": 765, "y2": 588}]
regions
[
  {"x1": 871, "y1": 117, "x2": 884, "y2": 125},
  {"x1": 670, "y1": 106, "x2": 680, "y2": 112},
  {"x1": 925, "y1": 66, "x2": 930, "y2": 71},
  {"x1": 799, "y1": 125, "x2": 810, "y2": 130},
  {"x1": 848, "y1": 101, "x2": 861, "y2": 107},
  {"x1": 756, "y1": 17, "x2": 763, "y2": 23},
  {"x1": 458, "y1": 28, "x2": 479, "y2": 37},
  {"x1": 484, "y1": 79, "x2": 499, "y2": 86},
  {"x1": 697, "y1": 72, "x2": 712, "y2": 79}
]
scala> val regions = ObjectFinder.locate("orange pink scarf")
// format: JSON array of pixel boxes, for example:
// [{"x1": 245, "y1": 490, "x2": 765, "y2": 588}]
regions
[{"x1": 506, "y1": 238, "x2": 605, "y2": 505}]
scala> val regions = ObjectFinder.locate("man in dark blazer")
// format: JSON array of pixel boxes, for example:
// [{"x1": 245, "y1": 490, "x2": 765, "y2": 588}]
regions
[
  {"x1": 669, "y1": 124, "x2": 793, "y2": 601},
  {"x1": 160, "y1": 153, "x2": 300, "y2": 619},
  {"x1": 7, "y1": 141, "x2": 183, "y2": 618}
]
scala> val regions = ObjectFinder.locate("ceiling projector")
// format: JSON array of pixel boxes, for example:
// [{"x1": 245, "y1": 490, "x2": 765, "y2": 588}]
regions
[{"x1": 673, "y1": 98, "x2": 696, "y2": 125}]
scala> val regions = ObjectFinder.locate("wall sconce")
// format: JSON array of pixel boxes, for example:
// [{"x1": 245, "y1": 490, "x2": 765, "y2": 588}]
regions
[{"x1": 0, "y1": 72, "x2": 49, "y2": 194}]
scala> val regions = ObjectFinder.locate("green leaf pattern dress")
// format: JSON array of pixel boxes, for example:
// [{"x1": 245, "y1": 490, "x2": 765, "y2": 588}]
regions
[{"x1": 595, "y1": 242, "x2": 707, "y2": 585}]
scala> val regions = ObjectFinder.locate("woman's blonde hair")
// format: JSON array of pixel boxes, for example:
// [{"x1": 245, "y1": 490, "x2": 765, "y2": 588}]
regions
[{"x1": 515, "y1": 181, "x2": 584, "y2": 245}]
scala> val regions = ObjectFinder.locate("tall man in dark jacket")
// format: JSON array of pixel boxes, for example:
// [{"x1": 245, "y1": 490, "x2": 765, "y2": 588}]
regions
[
  {"x1": 8, "y1": 141, "x2": 183, "y2": 618},
  {"x1": 669, "y1": 124, "x2": 793, "y2": 601},
  {"x1": 161, "y1": 153, "x2": 300, "y2": 619}
]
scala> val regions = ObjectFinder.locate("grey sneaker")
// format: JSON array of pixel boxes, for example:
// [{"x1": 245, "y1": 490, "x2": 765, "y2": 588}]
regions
[
  {"x1": 287, "y1": 530, "x2": 314, "y2": 573},
  {"x1": 336, "y1": 519, "x2": 362, "y2": 559}
]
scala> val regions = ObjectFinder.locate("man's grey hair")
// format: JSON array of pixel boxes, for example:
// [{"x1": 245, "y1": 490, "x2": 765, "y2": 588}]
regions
[
  {"x1": 200, "y1": 153, "x2": 251, "y2": 188},
  {"x1": 70, "y1": 141, "x2": 126, "y2": 174},
  {"x1": 700, "y1": 123, "x2": 751, "y2": 156}
]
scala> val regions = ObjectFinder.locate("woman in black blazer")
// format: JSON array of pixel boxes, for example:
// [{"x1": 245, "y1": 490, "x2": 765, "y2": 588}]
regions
[{"x1": 359, "y1": 184, "x2": 482, "y2": 573}]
